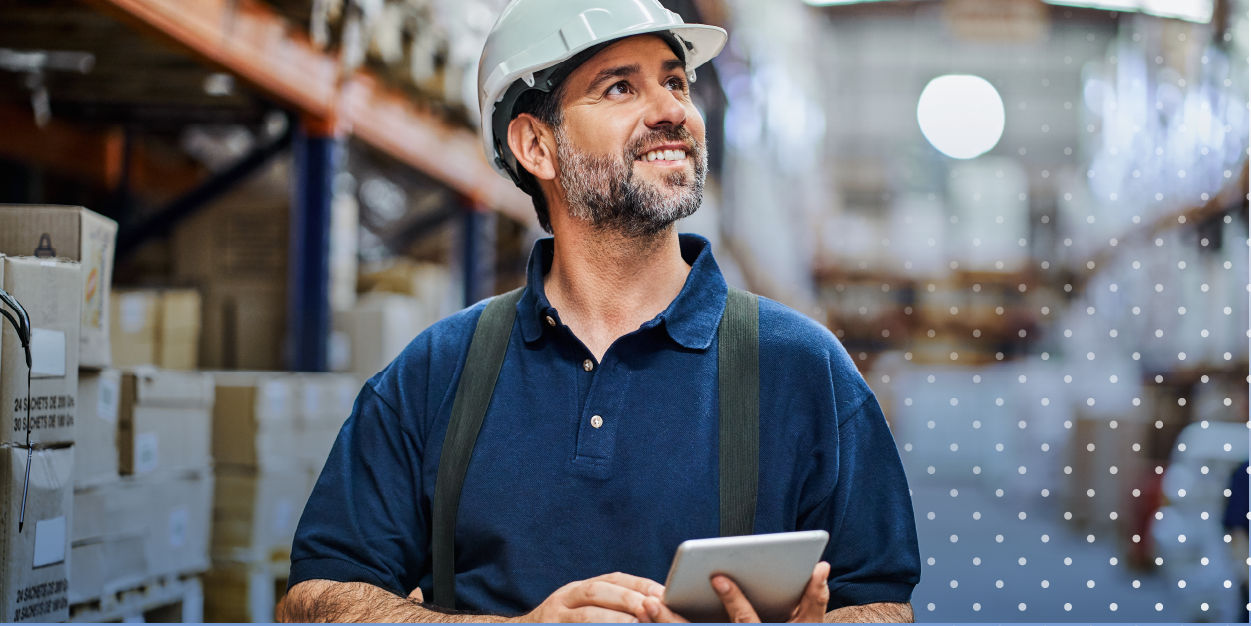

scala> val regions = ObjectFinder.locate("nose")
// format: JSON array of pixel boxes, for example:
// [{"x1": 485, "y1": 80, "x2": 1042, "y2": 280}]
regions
[{"x1": 642, "y1": 82, "x2": 687, "y2": 129}]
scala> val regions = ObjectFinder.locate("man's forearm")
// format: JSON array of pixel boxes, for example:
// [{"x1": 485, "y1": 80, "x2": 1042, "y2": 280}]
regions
[
  {"x1": 278, "y1": 580, "x2": 512, "y2": 623},
  {"x1": 824, "y1": 601, "x2": 914, "y2": 623}
]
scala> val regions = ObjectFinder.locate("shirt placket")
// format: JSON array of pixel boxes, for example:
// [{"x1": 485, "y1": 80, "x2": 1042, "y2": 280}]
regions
[{"x1": 571, "y1": 350, "x2": 625, "y2": 471}]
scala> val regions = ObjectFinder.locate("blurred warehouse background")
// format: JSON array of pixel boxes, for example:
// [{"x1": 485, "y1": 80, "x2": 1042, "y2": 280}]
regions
[{"x1": 0, "y1": 0, "x2": 1246, "y2": 622}]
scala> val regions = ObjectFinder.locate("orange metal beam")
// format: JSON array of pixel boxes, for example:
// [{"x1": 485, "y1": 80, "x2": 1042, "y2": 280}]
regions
[
  {"x1": 86, "y1": 0, "x2": 533, "y2": 225},
  {"x1": 0, "y1": 105, "x2": 201, "y2": 195}
]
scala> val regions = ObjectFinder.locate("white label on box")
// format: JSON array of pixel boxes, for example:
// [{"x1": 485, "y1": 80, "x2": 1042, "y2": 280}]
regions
[
  {"x1": 120, "y1": 294, "x2": 147, "y2": 333},
  {"x1": 30, "y1": 328, "x2": 66, "y2": 378},
  {"x1": 168, "y1": 507, "x2": 188, "y2": 548},
  {"x1": 97, "y1": 376, "x2": 119, "y2": 422},
  {"x1": 328, "y1": 331, "x2": 350, "y2": 372},
  {"x1": 135, "y1": 432, "x2": 159, "y2": 473},
  {"x1": 274, "y1": 498, "x2": 293, "y2": 534},
  {"x1": 262, "y1": 381, "x2": 288, "y2": 418},
  {"x1": 32, "y1": 516, "x2": 67, "y2": 567}
]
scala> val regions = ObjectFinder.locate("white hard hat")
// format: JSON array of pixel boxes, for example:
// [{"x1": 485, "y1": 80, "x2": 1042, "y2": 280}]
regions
[{"x1": 478, "y1": 0, "x2": 727, "y2": 184}]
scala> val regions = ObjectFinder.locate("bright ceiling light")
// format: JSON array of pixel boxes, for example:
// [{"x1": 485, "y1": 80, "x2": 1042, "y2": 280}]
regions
[{"x1": 916, "y1": 74, "x2": 1006, "y2": 160}]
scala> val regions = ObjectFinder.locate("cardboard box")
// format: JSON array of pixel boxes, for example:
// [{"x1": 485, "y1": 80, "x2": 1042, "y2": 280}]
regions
[
  {"x1": 74, "y1": 369, "x2": 121, "y2": 488},
  {"x1": 71, "y1": 472, "x2": 212, "y2": 584},
  {"x1": 1, "y1": 256, "x2": 81, "y2": 446},
  {"x1": 212, "y1": 468, "x2": 309, "y2": 562},
  {"x1": 111, "y1": 289, "x2": 201, "y2": 370},
  {"x1": 68, "y1": 533, "x2": 147, "y2": 604},
  {"x1": 1, "y1": 444, "x2": 73, "y2": 622},
  {"x1": 296, "y1": 372, "x2": 358, "y2": 425},
  {"x1": 170, "y1": 172, "x2": 289, "y2": 371},
  {"x1": 198, "y1": 282, "x2": 286, "y2": 370},
  {"x1": 118, "y1": 369, "x2": 214, "y2": 476},
  {"x1": 0, "y1": 206, "x2": 117, "y2": 369},
  {"x1": 210, "y1": 373, "x2": 299, "y2": 472},
  {"x1": 203, "y1": 559, "x2": 287, "y2": 623},
  {"x1": 158, "y1": 290, "x2": 201, "y2": 369},
  {"x1": 333, "y1": 293, "x2": 425, "y2": 380}
]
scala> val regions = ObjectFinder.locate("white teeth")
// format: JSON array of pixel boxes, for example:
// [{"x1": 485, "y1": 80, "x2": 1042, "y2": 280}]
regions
[{"x1": 642, "y1": 149, "x2": 687, "y2": 162}]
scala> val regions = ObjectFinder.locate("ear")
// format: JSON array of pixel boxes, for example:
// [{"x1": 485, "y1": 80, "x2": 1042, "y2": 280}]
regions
[{"x1": 507, "y1": 113, "x2": 557, "y2": 182}]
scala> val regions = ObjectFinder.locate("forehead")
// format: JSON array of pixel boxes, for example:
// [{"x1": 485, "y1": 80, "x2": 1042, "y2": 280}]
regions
[{"x1": 564, "y1": 34, "x2": 683, "y2": 85}]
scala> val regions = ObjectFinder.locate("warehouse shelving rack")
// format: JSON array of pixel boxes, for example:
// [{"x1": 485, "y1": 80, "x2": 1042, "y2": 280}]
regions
[{"x1": 1, "y1": 0, "x2": 536, "y2": 371}]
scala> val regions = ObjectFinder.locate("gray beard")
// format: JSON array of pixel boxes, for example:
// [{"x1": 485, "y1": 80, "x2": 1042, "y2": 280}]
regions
[{"x1": 555, "y1": 127, "x2": 707, "y2": 238}]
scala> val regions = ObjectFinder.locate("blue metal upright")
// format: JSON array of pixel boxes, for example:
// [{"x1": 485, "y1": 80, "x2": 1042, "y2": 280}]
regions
[
  {"x1": 462, "y1": 204, "x2": 497, "y2": 306},
  {"x1": 287, "y1": 116, "x2": 338, "y2": 372}
]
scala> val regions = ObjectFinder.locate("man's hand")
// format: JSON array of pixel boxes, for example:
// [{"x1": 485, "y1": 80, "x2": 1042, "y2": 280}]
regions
[
  {"x1": 640, "y1": 562, "x2": 830, "y2": 624},
  {"x1": 709, "y1": 561, "x2": 831, "y2": 623},
  {"x1": 516, "y1": 572, "x2": 665, "y2": 623}
]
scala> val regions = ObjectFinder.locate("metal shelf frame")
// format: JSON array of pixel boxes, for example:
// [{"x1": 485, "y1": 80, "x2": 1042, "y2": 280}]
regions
[{"x1": 81, "y1": 0, "x2": 532, "y2": 370}]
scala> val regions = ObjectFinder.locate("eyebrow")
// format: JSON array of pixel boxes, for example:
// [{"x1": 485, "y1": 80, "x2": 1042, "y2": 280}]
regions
[{"x1": 584, "y1": 58, "x2": 687, "y2": 95}]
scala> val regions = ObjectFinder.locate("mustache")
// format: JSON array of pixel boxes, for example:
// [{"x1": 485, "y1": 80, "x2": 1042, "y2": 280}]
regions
[{"x1": 626, "y1": 126, "x2": 701, "y2": 160}]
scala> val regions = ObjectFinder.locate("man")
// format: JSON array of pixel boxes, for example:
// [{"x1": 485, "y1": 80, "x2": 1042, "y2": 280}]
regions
[{"x1": 279, "y1": 0, "x2": 920, "y2": 622}]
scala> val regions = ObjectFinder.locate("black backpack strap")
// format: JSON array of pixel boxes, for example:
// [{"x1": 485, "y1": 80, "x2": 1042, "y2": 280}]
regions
[
  {"x1": 431, "y1": 287, "x2": 524, "y2": 609},
  {"x1": 719, "y1": 286, "x2": 760, "y2": 537}
]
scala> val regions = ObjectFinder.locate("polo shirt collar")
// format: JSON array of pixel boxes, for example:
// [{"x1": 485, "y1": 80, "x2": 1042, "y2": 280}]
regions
[{"x1": 516, "y1": 233, "x2": 727, "y2": 350}]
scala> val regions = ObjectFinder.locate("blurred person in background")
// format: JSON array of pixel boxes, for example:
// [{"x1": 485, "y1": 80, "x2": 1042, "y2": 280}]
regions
[{"x1": 279, "y1": 0, "x2": 919, "y2": 622}]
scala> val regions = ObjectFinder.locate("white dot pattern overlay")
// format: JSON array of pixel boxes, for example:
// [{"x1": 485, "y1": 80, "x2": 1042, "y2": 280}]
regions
[{"x1": 822, "y1": 13, "x2": 1251, "y2": 623}]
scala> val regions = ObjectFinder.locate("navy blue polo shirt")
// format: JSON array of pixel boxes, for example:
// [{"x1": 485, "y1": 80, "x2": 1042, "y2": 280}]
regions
[{"x1": 289, "y1": 234, "x2": 920, "y2": 616}]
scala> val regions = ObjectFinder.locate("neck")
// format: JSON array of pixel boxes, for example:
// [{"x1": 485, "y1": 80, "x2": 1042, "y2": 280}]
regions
[{"x1": 544, "y1": 223, "x2": 691, "y2": 361}]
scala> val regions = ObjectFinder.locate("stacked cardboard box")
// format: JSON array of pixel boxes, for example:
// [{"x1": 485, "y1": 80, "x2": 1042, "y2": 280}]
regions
[
  {"x1": 293, "y1": 372, "x2": 357, "y2": 481},
  {"x1": 204, "y1": 372, "x2": 302, "y2": 622},
  {"x1": 0, "y1": 206, "x2": 116, "y2": 369},
  {"x1": 110, "y1": 289, "x2": 201, "y2": 370},
  {"x1": 333, "y1": 293, "x2": 427, "y2": 380},
  {"x1": 0, "y1": 255, "x2": 82, "y2": 622},
  {"x1": 207, "y1": 373, "x2": 308, "y2": 563},
  {"x1": 69, "y1": 369, "x2": 214, "y2": 608}
]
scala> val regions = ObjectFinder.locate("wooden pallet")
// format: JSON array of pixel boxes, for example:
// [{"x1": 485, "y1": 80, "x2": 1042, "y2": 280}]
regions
[
  {"x1": 69, "y1": 575, "x2": 203, "y2": 623},
  {"x1": 203, "y1": 558, "x2": 291, "y2": 623}
]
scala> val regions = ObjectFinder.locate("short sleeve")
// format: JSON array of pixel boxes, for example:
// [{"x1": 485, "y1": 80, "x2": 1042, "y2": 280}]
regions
[
  {"x1": 288, "y1": 382, "x2": 427, "y2": 597},
  {"x1": 803, "y1": 395, "x2": 921, "y2": 609}
]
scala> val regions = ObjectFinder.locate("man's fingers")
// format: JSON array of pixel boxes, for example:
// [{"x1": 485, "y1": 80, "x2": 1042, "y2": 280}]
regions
[
  {"x1": 711, "y1": 575, "x2": 760, "y2": 623},
  {"x1": 569, "y1": 580, "x2": 651, "y2": 622},
  {"x1": 644, "y1": 597, "x2": 690, "y2": 623},
  {"x1": 790, "y1": 562, "x2": 830, "y2": 622},
  {"x1": 596, "y1": 572, "x2": 667, "y2": 598},
  {"x1": 570, "y1": 606, "x2": 642, "y2": 623}
]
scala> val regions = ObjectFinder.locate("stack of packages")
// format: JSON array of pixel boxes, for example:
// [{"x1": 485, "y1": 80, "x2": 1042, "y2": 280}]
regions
[
  {"x1": 71, "y1": 368, "x2": 215, "y2": 617},
  {"x1": 294, "y1": 373, "x2": 358, "y2": 488},
  {"x1": 202, "y1": 371, "x2": 357, "y2": 622},
  {"x1": 0, "y1": 205, "x2": 109, "y2": 622},
  {"x1": 203, "y1": 372, "x2": 309, "y2": 622},
  {"x1": 110, "y1": 288, "x2": 201, "y2": 370}
]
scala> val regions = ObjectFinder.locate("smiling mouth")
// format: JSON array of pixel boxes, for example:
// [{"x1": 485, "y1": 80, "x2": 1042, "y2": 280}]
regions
[{"x1": 638, "y1": 148, "x2": 688, "y2": 164}]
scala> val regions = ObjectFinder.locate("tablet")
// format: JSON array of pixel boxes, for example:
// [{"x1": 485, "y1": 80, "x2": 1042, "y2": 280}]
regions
[{"x1": 661, "y1": 530, "x2": 829, "y2": 622}]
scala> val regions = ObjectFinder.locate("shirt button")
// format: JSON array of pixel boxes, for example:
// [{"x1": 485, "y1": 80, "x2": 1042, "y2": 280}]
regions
[
  {"x1": 590, "y1": 415, "x2": 604, "y2": 429},
  {"x1": 545, "y1": 315, "x2": 556, "y2": 327},
  {"x1": 583, "y1": 359, "x2": 594, "y2": 372}
]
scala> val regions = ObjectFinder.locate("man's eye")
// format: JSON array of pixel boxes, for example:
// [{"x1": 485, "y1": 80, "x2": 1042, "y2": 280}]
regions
[
  {"x1": 666, "y1": 76, "x2": 688, "y2": 91},
  {"x1": 606, "y1": 81, "x2": 631, "y2": 96}
]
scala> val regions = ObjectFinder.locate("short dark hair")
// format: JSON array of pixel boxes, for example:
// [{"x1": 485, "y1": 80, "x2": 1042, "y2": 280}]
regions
[{"x1": 510, "y1": 82, "x2": 567, "y2": 233}]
